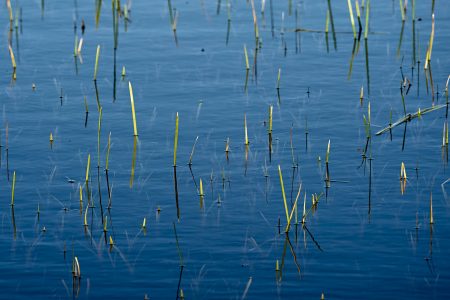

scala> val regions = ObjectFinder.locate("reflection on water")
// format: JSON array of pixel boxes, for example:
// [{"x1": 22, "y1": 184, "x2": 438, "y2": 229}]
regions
[{"x1": 0, "y1": 0, "x2": 449, "y2": 299}]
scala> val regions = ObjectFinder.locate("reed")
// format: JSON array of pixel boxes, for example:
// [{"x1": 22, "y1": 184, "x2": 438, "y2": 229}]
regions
[
  {"x1": 7, "y1": 0, "x2": 13, "y2": 23},
  {"x1": 399, "y1": 0, "x2": 405, "y2": 22},
  {"x1": 8, "y1": 45, "x2": 16, "y2": 77},
  {"x1": 121, "y1": 66, "x2": 126, "y2": 78},
  {"x1": 250, "y1": 0, "x2": 259, "y2": 45},
  {"x1": 78, "y1": 37, "x2": 83, "y2": 55},
  {"x1": 276, "y1": 68, "x2": 281, "y2": 90},
  {"x1": 376, "y1": 104, "x2": 445, "y2": 135},
  {"x1": 93, "y1": 45, "x2": 100, "y2": 81},
  {"x1": 400, "y1": 162, "x2": 407, "y2": 180},
  {"x1": 364, "y1": 0, "x2": 370, "y2": 39},
  {"x1": 49, "y1": 132, "x2": 54, "y2": 149},
  {"x1": 72, "y1": 256, "x2": 81, "y2": 278},
  {"x1": 142, "y1": 217, "x2": 147, "y2": 229},
  {"x1": 199, "y1": 178, "x2": 204, "y2": 208},
  {"x1": 79, "y1": 184, "x2": 83, "y2": 207},
  {"x1": 85, "y1": 154, "x2": 91, "y2": 183},
  {"x1": 225, "y1": 137, "x2": 230, "y2": 161},
  {"x1": 74, "y1": 35, "x2": 78, "y2": 57},
  {"x1": 244, "y1": 44, "x2": 250, "y2": 70},
  {"x1": 355, "y1": 0, "x2": 362, "y2": 39},
  {"x1": 244, "y1": 114, "x2": 249, "y2": 145},
  {"x1": 173, "y1": 113, "x2": 180, "y2": 219},
  {"x1": 302, "y1": 193, "x2": 306, "y2": 224},
  {"x1": 188, "y1": 136, "x2": 199, "y2": 166},
  {"x1": 129, "y1": 82, "x2": 138, "y2": 136},
  {"x1": 360, "y1": 86, "x2": 364, "y2": 105},
  {"x1": 325, "y1": 140, "x2": 331, "y2": 185},
  {"x1": 83, "y1": 205, "x2": 89, "y2": 227},
  {"x1": 109, "y1": 236, "x2": 114, "y2": 247},
  {"x1": 347, "y1": 0, "x2": 356, "y2": 39},
  {"x1": 285, "y1": 183, "x2": 301, "y2": 232},
  {"x1": 278, "y1": 165, "x2": 289, "y2": 224},
  {"x1": 10, "y1": 171, "x2": 16, "y2": 206}
]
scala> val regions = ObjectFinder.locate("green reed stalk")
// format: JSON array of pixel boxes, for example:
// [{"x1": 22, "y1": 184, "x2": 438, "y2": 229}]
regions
[{"x1": 93, "y1": 45, "x2": 100, "y2": 81}]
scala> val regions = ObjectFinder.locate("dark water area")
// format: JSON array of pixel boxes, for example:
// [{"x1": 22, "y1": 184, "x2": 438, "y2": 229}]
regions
[{"x1": 0, "y1": 0, "x2": 449, "y2": 299}]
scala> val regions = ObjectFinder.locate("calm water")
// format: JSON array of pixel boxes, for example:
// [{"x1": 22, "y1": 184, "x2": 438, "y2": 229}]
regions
[{"x1": 1, "y1": 0, "x2": 449, "y2": 299}]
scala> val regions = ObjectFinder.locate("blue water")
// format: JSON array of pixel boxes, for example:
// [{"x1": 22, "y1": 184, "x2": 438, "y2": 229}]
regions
[{"x1": 0, "y1": 0, "x2": 449, "y2": 299}]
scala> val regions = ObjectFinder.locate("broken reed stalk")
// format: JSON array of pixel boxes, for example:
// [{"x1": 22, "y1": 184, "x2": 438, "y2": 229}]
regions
[
  {"x1": 276, "y1": 68, "x2": 281, "y2": 90},
  {"x1": 364, "y1": 0, "x2": 370, "y2": 39},
  {"x1": 278, "y1": 165, "x2": 290, "y2": 224},
  {"x1": 244, "y1": 44, "x2": 250, "y2": 70},
  {"x1": 244, "y1": 114, "x2": 249, "y2": 145},
  {"x1": 188, "y1": 136, "x2": 199, "y2": 166},
  {"x1": 10, "y1": 171, "x2": 16, "y2": 206},
  {"x1": 93, "y1": 45, "x2": 100, "y2": 81},
  {"x1": 129, "y1": 81, "x2": 138, "y2": 136},
  {"x1": 347, "y1": 0, "x2": 356, "y2": 39},
  {"x1": 376, "y1": 104, "x2": 445, "y2": 135}
]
